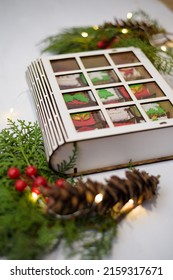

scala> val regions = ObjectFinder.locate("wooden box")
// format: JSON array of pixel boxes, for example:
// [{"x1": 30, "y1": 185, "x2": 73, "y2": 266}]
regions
[{"x1": 26, "y1": 47, "x2": 173, "y2": 175}]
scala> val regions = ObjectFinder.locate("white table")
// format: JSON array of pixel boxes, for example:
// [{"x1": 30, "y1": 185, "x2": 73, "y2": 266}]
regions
[{"x1": 1, "y1": 0, "x2": 173, "y2": 260}]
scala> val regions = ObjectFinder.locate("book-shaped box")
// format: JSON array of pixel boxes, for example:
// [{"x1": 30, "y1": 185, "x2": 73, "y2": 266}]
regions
[{"x1": 26, "y1": 47, "x2": 173, "y2": 175}]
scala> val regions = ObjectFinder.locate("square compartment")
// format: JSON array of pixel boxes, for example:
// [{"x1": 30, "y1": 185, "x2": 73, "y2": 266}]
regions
[
  {"x1": 51, "y1": 58, "x2": 80, "y2": 72},
  {"x1": 107, "y1": 105, "x2": 145, "y2": 126},
  {"x1": 119, "y1": 66, "x2": 151, "y2": 81},
  {"x1": 88, "y1": 70, "x2": 120, "y2": 85},
  {"x1": 56, "y1": 73, "x2": 88, "y2": 89},
  {"x1": 80, "y1": 55, "x2": 110, "y2": 68},
  {"x1": 110, "y1": 51, "x2": 140, "y2": 65},
  {"x1": 97, "y1": 86, "x2": 131, "y2": 104},
  {"x1": 142, "y1": 101, "x2": 173, "y2": 121},
  {"x1": 71, "y1": 110, "x2": 107, "y2": 132},
  {"x1": 129, "y1": 82, "x2": 165, "y2": 100},
  {"x1": 63, "y1": 90, "x2": 98, "y2": 109}
]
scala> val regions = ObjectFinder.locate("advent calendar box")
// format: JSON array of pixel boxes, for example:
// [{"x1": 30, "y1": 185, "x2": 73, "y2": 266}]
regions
[{"x1": 26, "y1": 47, "x2": 173, "y2": 175}]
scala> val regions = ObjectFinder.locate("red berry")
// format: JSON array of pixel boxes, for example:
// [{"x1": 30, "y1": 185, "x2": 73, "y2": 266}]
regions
[
  {"x1": 33, "y1": 176, "x2": 47, "y2": 187},
  {"x1": 15, "y1": 179, "x2": 27, "y2": 192},
  {"x1": 31, "y1": 186, "x2": 41, "y2": 195},
  {"x1": 55, "y1": 178, "x2": 65, "y2": 188},
  {"x1": 97, "y1": 40, "x2": 106, "y2": 49},
  {"x1": 25, "y1": 165, "x2": 37, "y2": 177},
  {"x1": 7, "y1": 167, "x2": 20, "y2": 179}
]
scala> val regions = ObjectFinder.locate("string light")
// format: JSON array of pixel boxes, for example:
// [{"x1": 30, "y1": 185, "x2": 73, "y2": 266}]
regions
[
  {"x1": 81, "y1": 32, "x2": 88, "y2": 38},
  {"x1": 126, "y1": 205, "x2": 148, "y2": 220},
  {"x1": 119, "y1": 198, "x2": 135, "y2": 214},
  {"x1": 94, "y1": 193, "x2": 103, "y2": 204},
  {"x1": 127, "y1": 12, "x2": 133, "y2": 19},
  {"x1": 93, "y1": 25, "x2": 99, "y2": 30},
  {"x1": 160, "y1": 45, "x2": 167, "y2": 52},
  {"x1": 121, "y1": 28, "x2": 128, "y2": 34},
  {"x1": 31, "y1": 192, "x2": 39, "y2": 201},
  {"x1": 4, "y1": 107, "x2": 17, "y2": 120},
  {"x1": 128, "y1": 198, "x2": 134, "y2": 205},
  {"x1": 31, "y1": 192, "x2": 39, "y2": 202}
]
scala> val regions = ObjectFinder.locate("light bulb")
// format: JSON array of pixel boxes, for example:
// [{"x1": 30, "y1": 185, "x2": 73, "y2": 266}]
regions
[
  {"x1": 128, "y1": 198, "x2": 134, "y2": 205},
  {"x1": 160, "y1": 45, "x2": 167, "y2": 52},
  {"x1": 121, "y1": 28, "x2": 128, "y2": 34},
  {"x1": 127, "y1": 12, "x2": 133, "y2": 19},
  {"x1": 93, "y1": 25, "x2": 99, "y2": 30},
  {"x1": 31, "y1": 192, "x2": 38, "y2": 201},
  {"x1": 94, "y1": 193, "x2": 103, "y2": 204},
  {"x1": 81, "y1": 32, "x2": 88, "y2": 38}
]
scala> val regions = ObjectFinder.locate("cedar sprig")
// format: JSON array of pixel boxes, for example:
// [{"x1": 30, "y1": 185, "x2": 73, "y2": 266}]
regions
[
  {"x1": 57, "y1": 143, "x2": 78, "y2": 175},
  {"x1": 63, "y1": 214, "x2": 117, "y2": 260},
  {"x1": 0, "y1": 119, "x2": 77, "y2": 180}
]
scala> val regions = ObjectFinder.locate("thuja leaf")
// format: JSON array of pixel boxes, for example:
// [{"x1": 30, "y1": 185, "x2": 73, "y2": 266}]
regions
[
  {"x1": 0, "y1": 119, "x2": 78, "y2": 179},
  {"x1": 0, "y1": 119, "x2": 56, "y2": 179},
  {"x1": 57, "y1": 143, "x2": 78, "y2": 174},
  {"x1": 63, "y1": 215, "x2": 117, "y2": 260}
]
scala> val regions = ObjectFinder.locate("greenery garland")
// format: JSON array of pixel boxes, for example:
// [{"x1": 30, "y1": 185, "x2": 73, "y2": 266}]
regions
[
  {"x1": 0, "y1": 119, "x2": 159, "y2": 260},
  {"x1": 41, "y1": 11, "x2": 173, "y2": 74},
  {"x1": 0, "y1": 119, "x2": 117, "y2": 260}
]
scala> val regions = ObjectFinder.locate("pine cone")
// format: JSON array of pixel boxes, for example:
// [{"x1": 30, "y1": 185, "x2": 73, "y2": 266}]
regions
[
  {"x1": 101, "y1": 18, "x2": 163, "y2": 36},
  {"x1": 98, "y1": 169, "x2": 159, "y2": 215},
  {"x1": 41, "y1": 169, "x2": 159, "y2": 218},
  {"x1": 41, "y1": 179, "x2": 103, "y2": 216}
]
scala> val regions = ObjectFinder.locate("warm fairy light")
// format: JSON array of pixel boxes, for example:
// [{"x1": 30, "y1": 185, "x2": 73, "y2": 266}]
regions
[
  {"x1": 95, "y1": 193, "x2": 103, "y2": 204},
  {"x1": 31, "y1": 192, "x2": 39, "y2": 201},
  {"x1": 127, "y1": 12, "x2": 133, "y2": 19},
  {"x1": 160, "y1": 45, "x2": 167, "y2": 52},
  {"x1": 121, "y1": 28, "x2": 128, "y2": 34},
  {"x1": 128, "y1": 198, "x2": 134, "y2": 205},
  {"x1": 93, "y1": 25, "x2": 99, "y2": 30},
  {"x1": 81, "y1": 32, "x2": 88, "y2": 38},
  {"x1": 126, "y1": 205, "x2": 148, "y2": 220},
  {"x1": 120, "y1": 198, "x2": 134, "y2": 213}
]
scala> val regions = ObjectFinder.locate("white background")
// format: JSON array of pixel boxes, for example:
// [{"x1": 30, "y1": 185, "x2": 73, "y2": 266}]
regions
[{"x1": 0, "y1": 0, "x2": 173, "y2": 260}]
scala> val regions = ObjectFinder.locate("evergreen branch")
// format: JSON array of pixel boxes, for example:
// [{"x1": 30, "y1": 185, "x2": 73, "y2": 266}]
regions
[
  {"x1": 0, "y1": 119, "x2": 55, "y2": 179},
  {"x1": 57, "y1": 143, "x2": 78, "y2": 174},
  {"x1": 0, "y1": 119, "x2": 118, "y2": 260},
  {"x1": 40, "y1": 10, "x2": 173, "y2": 74},
  {"x1": 64, "y1": 215, "x2": 117, "y2": 260}
]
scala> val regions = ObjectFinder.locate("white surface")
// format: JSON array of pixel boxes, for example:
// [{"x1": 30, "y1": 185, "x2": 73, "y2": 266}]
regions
[{"x1": 1, "y1": 0, "x2": 173, "y2": 260}]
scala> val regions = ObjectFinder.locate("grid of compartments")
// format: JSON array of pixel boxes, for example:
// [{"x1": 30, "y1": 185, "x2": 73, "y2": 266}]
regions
[{"x1": 50, "y1": 50, "x2": 173, "y2": 133}]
